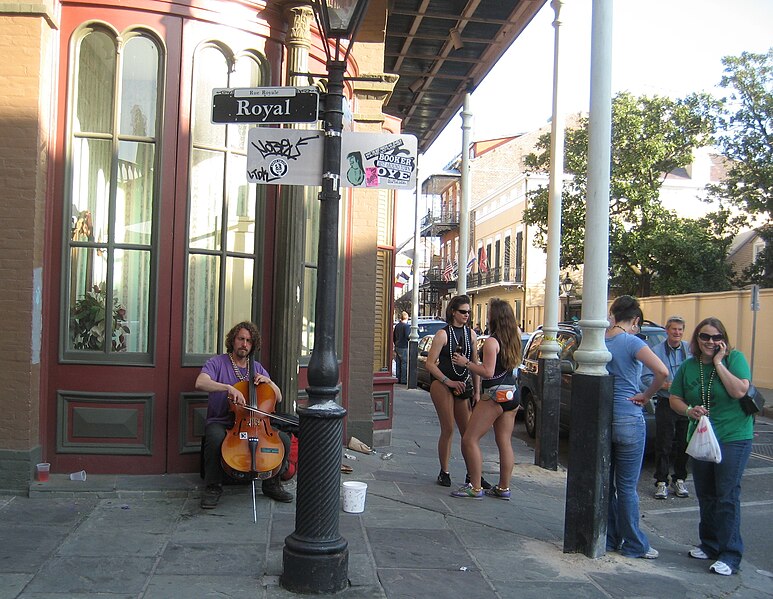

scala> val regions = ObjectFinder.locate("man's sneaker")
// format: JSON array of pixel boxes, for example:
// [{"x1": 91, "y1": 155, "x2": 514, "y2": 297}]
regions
[
  {"x1": 450, "y1": 483, "x2": 484, "y2": 499},
  {"x1": 689, "y1": 547, "x2": 710, "y2": 560},
  {"x1": 200, "y1": 484, "x2": 222, "y2": 509},
  {"x1": 642, "y1": 547, "x2": 659, "y2": 559},
  {"x1": 654, "y1": 481, "x2": 668, "y2": 500},
  {"x1": 672, "y1": 479, "x2": 689, "y2": 498},
  {"x1": 465, "y1": 473, "x2": 493, "y2": 490},
  {"x1": 262, "y1": 476, "x2": 293, "y2": 503},
  {"x1": 437, "y1": 470, "x2": 452, "y2": 487},
  {"x1": 710, "y1": 560, "x2": 732, "y2": 576},
  {"x1": 484, "y1": 485, "x2": 511, "y2": 501}
]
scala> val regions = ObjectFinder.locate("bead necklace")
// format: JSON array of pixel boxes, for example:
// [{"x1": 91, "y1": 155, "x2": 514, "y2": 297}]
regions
[
  {"x1": 448, "y1": 325, "x2": 470, "y2": 377},
  {"x1": 228, "y1": 352, "x2": 250, "y2": 382},
  {"x1": 698, "y1": 361, "x2": 716, "y2": 417},
  {"x1": 611, "y1": 325, "x2": 627, "y2": 334}
]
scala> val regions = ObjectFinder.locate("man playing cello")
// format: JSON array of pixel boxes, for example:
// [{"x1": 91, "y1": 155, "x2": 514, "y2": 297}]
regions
[{"x1": 196, "y1": 321, "x2": 293, "y2": 509}]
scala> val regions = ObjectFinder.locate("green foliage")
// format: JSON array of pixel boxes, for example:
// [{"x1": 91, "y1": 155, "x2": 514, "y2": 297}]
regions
[
  {"x1": 709, "y1": 48, "x2": 773, "y2": 287},
  {"x1": 70, "y1": 284, "x2": 130, "y2": 352},
  {"x1": 523, "y1": 91, "x2": 734, "y2": 296}
]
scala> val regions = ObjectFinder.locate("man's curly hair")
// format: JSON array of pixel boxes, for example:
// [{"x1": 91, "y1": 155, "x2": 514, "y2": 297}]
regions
[{"x1": 225, "y1": 321, "x2": 261, "y2": 355}]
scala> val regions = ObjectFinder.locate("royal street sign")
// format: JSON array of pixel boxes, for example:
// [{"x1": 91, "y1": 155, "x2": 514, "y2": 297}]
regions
[
  {"x1": 246, "y1": 129, "x2": 418, "y2": 189},
  {"x1": 211, "y1": 87, "x2": 319, "y2": 124}
]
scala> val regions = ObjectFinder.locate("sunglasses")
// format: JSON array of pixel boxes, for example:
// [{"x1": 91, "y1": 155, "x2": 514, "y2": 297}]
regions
[
  {"x1": 698, "y1": 332, "x2": 724, "y2": 342},
  {"x1": 456, "y1": 309, "x2": 470, "y2": 315}
]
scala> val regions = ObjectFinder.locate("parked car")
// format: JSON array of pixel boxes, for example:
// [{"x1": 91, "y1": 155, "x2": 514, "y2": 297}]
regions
[{"x1": 517, "y1": 321, "x2": 667, "y2": 447}]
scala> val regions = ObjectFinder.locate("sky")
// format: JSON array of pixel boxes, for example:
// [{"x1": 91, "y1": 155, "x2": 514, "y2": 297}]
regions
[{"x1": 395, "y1": 0, "x2": 773, "y2": 246}]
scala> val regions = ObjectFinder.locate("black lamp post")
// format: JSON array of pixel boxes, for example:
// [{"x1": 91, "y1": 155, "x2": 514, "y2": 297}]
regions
[
  {"x1": 560, "y1": 273, "x2": 574, "y2": 321},
  {"x1": 280, "y1": 0, "x2": 370, "y2": 594}
]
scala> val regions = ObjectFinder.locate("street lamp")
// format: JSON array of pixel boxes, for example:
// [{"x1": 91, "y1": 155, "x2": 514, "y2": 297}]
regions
[
  {"x1": 560, "y1": 273, "x2": 575, "y2": 321},
  {"x1": 280, "y1": 0, "x2": 370, "y2": 594}
]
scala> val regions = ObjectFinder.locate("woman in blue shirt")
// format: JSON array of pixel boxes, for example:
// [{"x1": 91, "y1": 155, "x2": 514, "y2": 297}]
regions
[{"x1": 605, "y1": 296, "x2": 668, "y2": 558}]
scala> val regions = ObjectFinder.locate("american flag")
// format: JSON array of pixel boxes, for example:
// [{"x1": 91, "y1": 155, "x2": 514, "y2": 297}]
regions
[{"x1": 442, "y1": 258, "x2": 453, "y2": 282}]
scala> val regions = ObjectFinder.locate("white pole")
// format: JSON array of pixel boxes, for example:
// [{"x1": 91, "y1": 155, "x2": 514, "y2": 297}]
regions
[
  {"x1": 458, "y1": 93, "x2": 472, "y2": 296},
  {"x1": 573, "y1": 0, "x2": 613, "y2": 375},
  {"x1": 540, "y1": 0, "x2": 567, "y2": 359}
]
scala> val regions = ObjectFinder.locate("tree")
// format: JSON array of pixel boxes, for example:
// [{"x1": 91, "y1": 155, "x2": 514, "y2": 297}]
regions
[
  {"x1": 523, "y1": 91, "x2": 733, "y2": 296},
  {"x1": 710, "y1": 48, "x2": 773, "y2": 287}
]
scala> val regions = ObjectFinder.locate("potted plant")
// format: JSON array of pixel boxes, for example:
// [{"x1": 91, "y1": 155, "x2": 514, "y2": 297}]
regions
[{"x1": 70, "y1": 283, "x2": 130, "y2": 351}]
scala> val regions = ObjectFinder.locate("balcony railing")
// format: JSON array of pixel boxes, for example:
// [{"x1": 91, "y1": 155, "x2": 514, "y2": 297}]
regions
[
  {"x1": 420, "y1": 210, "x2": 459, "y2": 237},
  {"x1": 467, "y1": 265, "x2": 523, "y2": 289}
]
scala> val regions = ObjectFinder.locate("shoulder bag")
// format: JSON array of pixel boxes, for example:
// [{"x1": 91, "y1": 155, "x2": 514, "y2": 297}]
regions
[{"x1": 739, "y1": 384, "x2": 765, "y2": 416}]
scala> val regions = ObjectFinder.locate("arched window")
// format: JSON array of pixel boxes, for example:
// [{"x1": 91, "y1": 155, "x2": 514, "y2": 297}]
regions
[
  {"x1": 184, "y1": 44, "x2": 268, "y2": 359},
  {"x1": 64, "y1": 25, "x2": 163, "y2": 361}
]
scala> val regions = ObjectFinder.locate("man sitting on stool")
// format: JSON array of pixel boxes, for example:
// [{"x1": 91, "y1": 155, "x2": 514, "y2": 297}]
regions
[{"x1": 196, "y1": 321, "x2": 293, "y2": 509}]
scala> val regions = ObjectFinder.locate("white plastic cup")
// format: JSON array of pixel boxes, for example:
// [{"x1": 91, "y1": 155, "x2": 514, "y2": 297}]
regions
[
  {"x1": 342, "y1": 481, "x2": 368, "y2": 513},
  {"x1": 69, "y1": 470, "x2": 87, "y2": 481},
  {"x1": 35, "y1": 463, "x2": 50, "y2": 482}
]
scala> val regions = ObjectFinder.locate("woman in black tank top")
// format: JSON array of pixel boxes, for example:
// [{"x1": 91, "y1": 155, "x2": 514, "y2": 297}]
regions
[
  {"x1": 425, "y1": 295, "x2": 479, "y2": 488},
  {"x1": 449, "y1": 298, "x2": 522, "y2": 500}
]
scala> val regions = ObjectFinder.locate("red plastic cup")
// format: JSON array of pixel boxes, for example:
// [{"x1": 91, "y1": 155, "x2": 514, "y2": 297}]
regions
[{"x1": 36, "y1": 463, "x2": 50, "y2": 482}]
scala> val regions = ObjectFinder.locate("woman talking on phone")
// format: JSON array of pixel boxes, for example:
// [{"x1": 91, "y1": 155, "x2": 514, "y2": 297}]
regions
[
  {"x1": 425, "y1": 294, "x2": 480, "y2": 488},
  {"x1": 668, "y1": 317, "x2": 753, "y2": 576}
]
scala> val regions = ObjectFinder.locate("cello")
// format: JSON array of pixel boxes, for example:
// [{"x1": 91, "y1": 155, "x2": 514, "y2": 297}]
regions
[{"x1": 220, "y1": 358, "x2": 290, "y2": 481}]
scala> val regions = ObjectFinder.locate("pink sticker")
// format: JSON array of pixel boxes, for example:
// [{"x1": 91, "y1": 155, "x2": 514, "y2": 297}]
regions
[{"x1": 365, "y1": 167, "x2": 379, "y2": 187}]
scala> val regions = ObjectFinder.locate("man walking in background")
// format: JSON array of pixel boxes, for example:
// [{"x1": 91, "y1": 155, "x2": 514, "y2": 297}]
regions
[
  {"x1": 642, "y1": 316, "x2": 691, "y2": 499},
  {"x1": 393, "y1": 311, "x2": 410, "y2": 384}
]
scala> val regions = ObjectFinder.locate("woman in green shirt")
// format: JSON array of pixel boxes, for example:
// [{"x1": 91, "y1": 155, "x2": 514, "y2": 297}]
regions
[{"x1": 669, "y1": 317, "x2": 753, "y2": 577}]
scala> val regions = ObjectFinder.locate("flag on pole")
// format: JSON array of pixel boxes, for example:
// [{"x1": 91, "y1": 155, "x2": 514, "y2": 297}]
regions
[
  {"x1": 398, "y1": 271, "x2": 410, "y2": 282},
  {"x1": 394, "y1": 279, "x2": 405, "y2": 289},
  {"x1": 453, "y1": 260, "x2": 458, "y2": 279},
  {"x1": 479, "y1": 246, "x2": 489, "y2": 273},
  {"x1": 466, "y1": 249, "x2": 476, "y2": 273},
  {"x1": 442, "y1": 258, "x2": 453, "y2": 282}
]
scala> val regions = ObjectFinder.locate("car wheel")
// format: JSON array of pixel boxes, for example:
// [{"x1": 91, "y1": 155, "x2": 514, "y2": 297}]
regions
[{"x1": 523, "y1": 393, "x2": 537, "y2": 439}]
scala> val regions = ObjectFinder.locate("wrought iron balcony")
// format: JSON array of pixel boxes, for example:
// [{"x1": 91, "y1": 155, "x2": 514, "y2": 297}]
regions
[
  {"x1": 466, "y1": 265, "x2": 523, "y2": 290},
  {"x1": 420, "y1": 210, "x2": 459, "y2": 238}
]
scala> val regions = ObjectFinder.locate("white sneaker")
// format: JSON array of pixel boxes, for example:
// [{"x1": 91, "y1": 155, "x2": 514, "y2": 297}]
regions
[
  {"x1": 689, "y1": 547, "x2": 709, "y2": 560},
  {"x1": 642, "y1": 547, "x2": 659, "y2": 559},
  {"x1": 672, "y1": 479, "x2": 689, "y2": 498},
  {"x1": 710, "y1": 560, "x2": 732, "y2": 576},
  {"x1": 654, "y1": 481, "x2": 668, "y2": 500}
]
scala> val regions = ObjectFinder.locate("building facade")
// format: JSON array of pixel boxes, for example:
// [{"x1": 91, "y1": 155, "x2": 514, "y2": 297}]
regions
[{"x1": 0, "y1": 0, "x2": 401, "y2": 492}]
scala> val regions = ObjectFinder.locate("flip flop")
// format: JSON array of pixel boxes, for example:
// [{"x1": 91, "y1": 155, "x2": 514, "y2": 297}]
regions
[{"x1": 340, "y1": 464, "x2": 354, "y2": 474}]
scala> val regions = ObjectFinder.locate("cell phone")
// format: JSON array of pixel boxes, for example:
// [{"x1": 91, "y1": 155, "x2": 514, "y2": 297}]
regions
[{"x1": 714, "y1": 346, "x2": 721, "y2": 356}]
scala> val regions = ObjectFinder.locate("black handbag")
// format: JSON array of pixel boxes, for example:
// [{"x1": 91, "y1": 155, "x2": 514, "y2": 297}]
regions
[{"x1": 739, "y1": 384, "x2": 765, "y2": 416}]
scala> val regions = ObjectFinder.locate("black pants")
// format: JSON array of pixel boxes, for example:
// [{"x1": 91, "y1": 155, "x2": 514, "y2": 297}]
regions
[
  {"x1": 653, "y1": 397, "x2": 689, "y2": 484},
  {"x1": 203, "y1": 421, "x2": 290, "y2": 486}
]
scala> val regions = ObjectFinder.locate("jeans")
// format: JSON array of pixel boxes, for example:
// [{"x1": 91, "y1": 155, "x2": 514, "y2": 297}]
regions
[
  {"x1": 395, "y1": 347, "x2": 408, "y2": 384},
  {"x1": 203, "y1": 422, "x2": 290, "y2": 486},
  {"x1": 691, "y1": 439, "x2": 752, "y2": 570},
  {"x1": 607, "y1": 414, "x2": 650, "y2": 557},
  {"x1": 653, "y1": 397, "x2": 689, "y2": 483}
]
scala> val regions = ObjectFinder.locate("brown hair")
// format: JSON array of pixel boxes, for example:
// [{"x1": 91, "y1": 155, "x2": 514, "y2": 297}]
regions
[
  {"x1": 609, "y1": 295, "x2": 643, "y2": 324},
  {"x1": 445, "y1": 294, "x2": 471, "y2": 324},
  {"x1": 225, "y1": 321, "x2": 261, "y2": 355},
  {"x1": 487, "y1": 298, "x2": 521, "y2": 371},
  {"x1": 689, "y1": 317, "x2": 733, "y2": 360}
]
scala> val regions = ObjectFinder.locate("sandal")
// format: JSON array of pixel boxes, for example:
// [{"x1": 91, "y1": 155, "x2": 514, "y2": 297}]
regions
[{"x1": 340, "y1": 464, "x2": 353, "y2": 474}]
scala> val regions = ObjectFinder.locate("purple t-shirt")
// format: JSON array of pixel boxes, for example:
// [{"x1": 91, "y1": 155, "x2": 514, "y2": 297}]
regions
[{"x1": 202, "y1": 353, "x2": 270, "y2": 425}]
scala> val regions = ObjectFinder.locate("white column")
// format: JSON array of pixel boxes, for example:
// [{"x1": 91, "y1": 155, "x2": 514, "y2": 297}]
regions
[
  {"x1": 457, "y1": 93, "x2": 472, "y2": 296},
  {"x1": 539, "y1": 0, "x2": 567, "y2": 359},
  {"x1": 573, "y1": 0, "x2": 613, "y2": 375}
]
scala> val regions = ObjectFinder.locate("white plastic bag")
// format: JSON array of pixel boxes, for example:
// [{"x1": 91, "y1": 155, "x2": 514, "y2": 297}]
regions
[{"x1": 686, "y1": 415, "x2": 722, "y2": 463}]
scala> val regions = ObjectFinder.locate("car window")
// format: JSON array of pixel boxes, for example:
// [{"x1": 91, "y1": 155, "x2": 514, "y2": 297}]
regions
[
  {"x1": 640, "y1": 329, "x2": 667, "y2": 349},
  {"x1": 525, "y1": 333, "x2": 543, "y2": 360},
  {"x1": 557, "y1": 332, "x2": 579, "y2": 362}
]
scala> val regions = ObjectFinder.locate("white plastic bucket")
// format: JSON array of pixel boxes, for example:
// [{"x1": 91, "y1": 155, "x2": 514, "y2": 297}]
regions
[{"x1": 342, "y1": 481, "x2": 368, "y2": 513}]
